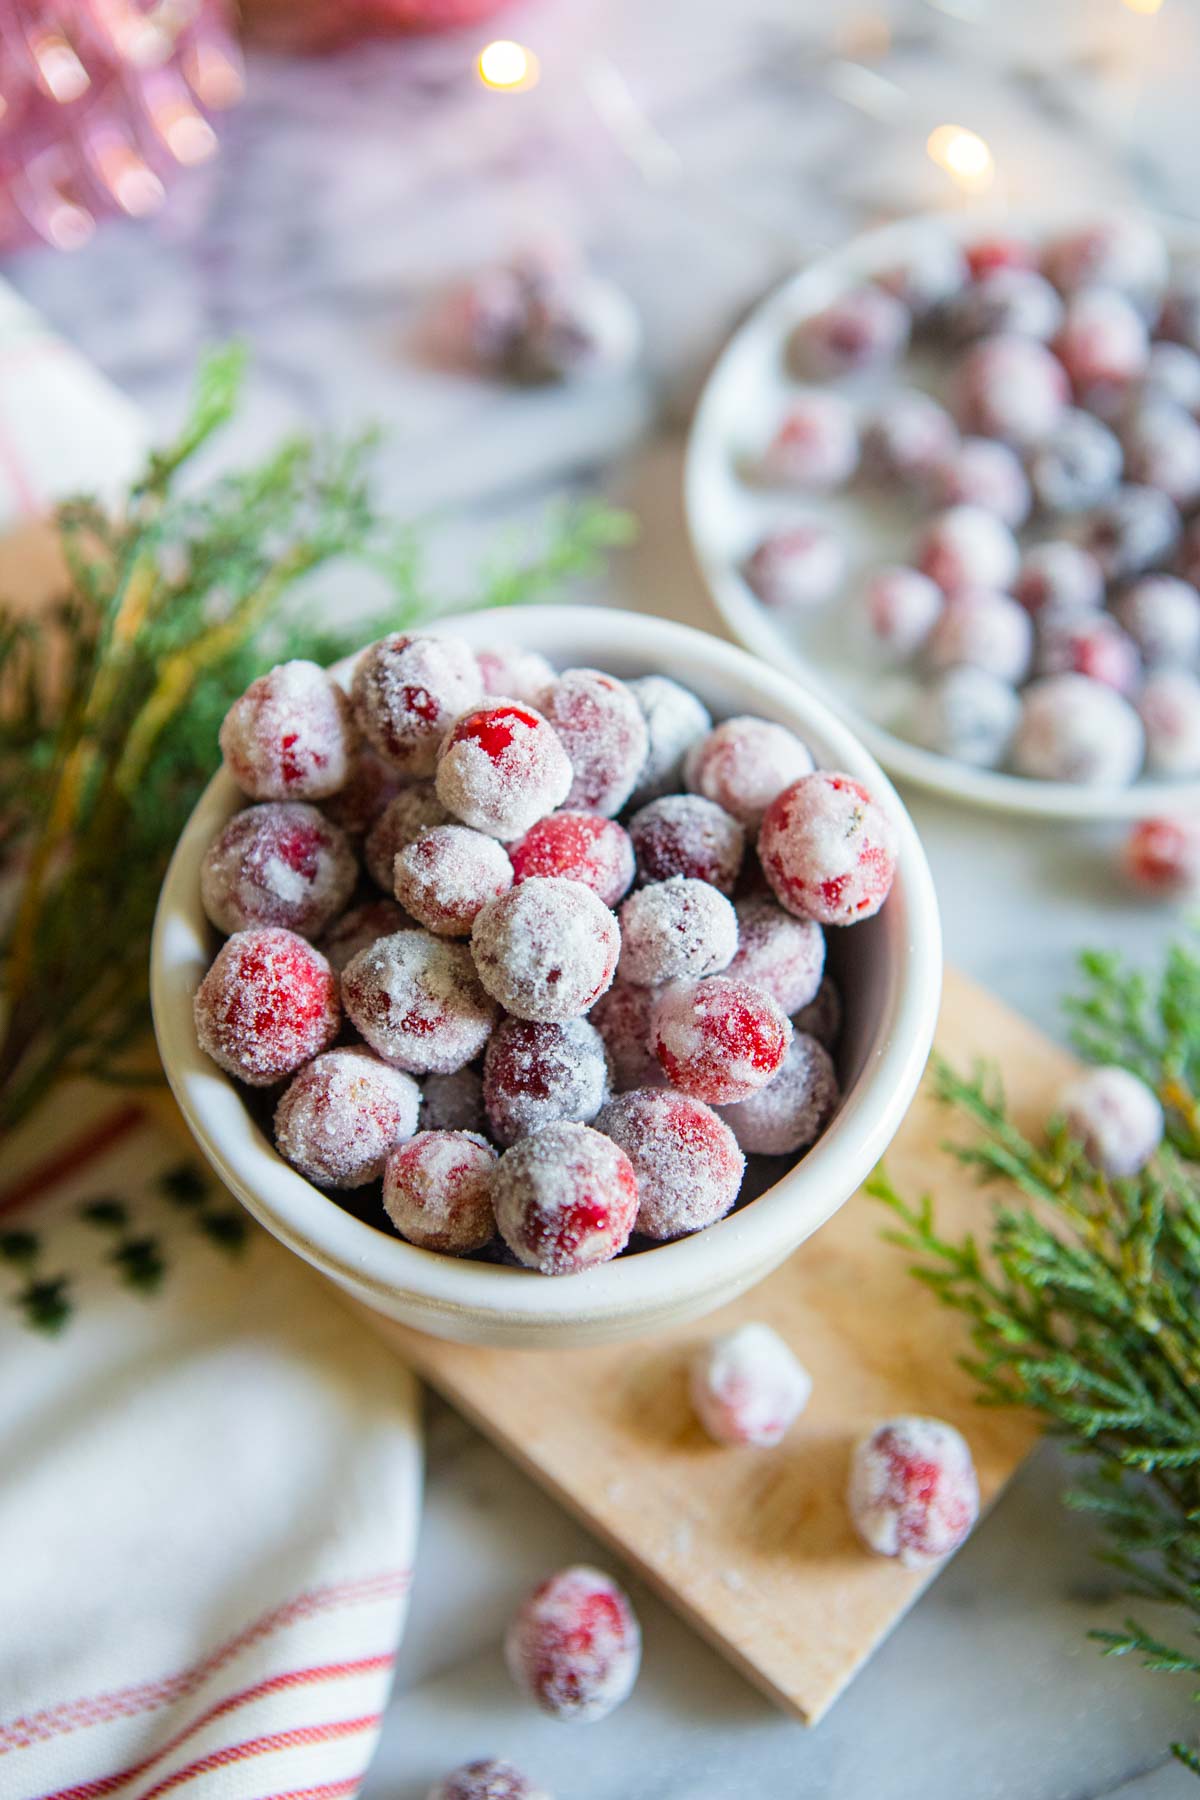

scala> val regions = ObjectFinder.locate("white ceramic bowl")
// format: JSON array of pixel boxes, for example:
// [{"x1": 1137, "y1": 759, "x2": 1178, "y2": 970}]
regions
[{"x1": 151, "y1": 605, "x2": 941, "y2": 1348}]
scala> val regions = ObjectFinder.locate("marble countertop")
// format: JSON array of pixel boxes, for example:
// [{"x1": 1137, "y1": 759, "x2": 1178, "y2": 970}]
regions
[{"x1": 9, "y1": 3, "x2": 1200, "y2": 1792}]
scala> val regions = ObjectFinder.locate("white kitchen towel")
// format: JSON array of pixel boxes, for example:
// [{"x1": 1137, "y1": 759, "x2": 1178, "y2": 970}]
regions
[{"x1": 0, "y1": 1085, "x2": 422, "y2": 1800}]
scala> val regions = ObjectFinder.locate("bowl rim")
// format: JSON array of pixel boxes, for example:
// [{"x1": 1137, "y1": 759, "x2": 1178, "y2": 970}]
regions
[
  {"x1": 151, "y1": 604, "x2": 942, "y2": 1333},
  {"x1": 684, "y1": 207, "x2": 1200, "y2": 822}
]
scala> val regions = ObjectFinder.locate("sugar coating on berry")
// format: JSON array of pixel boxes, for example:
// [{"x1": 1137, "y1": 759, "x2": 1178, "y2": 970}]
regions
[
  {"x1": 916, "y1": 505, "x2": 1019, "y2": 597},
  {"x1": 1056, "y1": 287, "x2": 1148, "y2": 398},
  {"x1": 365, "y1": 785, "x2": 451, "y2": 891},
  {"x1": 492, "y1": 1123, "x2": 638, "y2": 1275},
  {"x1": 422, "y1": 1066, "x2": 487, "y2": 1135},
  {"x1": 618, "y1": 878, "x2": 738, "y2": 988},
  {"x1": 862, "y1": 389, "x2": 957, "y2": 487},
  {"x1": 1043, "y1": 216, "x2": 1168, "y2": 305},
  {"x1": 927, "y1": 589, "x2": 1034, "y2": 686},
  {"x1": 1029, "y1": 409, "x2": 1123, "y2": 515},
  {"x1": 628, "y1": 793, "x2": 745, "y2": 895},
  {"x1": 744, "y1": 526, "x2": 846, "y2": 613},
  {"x1": 342, "y1": 930, "x2": 498, "y2": 1073},
  {"x1": 1123, "y1": 816, "x2": 1200, "y2": 900},
  {"x1": 907, "y1": 667, "x2": 1020, "y2": 769},
  {"x1": 848, "y1": 1416, "x2": 980, "y2": 1568},
  {"x1": 932, "y1": 436, "x2": 1030, "y2": 527},
  {"x1": 792, "y1": 285, "x2": 909, "y2": 378},
  {"x1": 1085, "y1": 484, "x2": 1180, "y2": 582},
  {"x1": 274, "y1": 1047, "x2": 420, "y2": 1188},
  {"x1": 539, "y1": 669, "x2": 649, "y2": 818},
  {"x1": 483, "y1": 1016, "x2": 611, "y2": 1146},
  {"x1": 200, "y1": 803, "x2": 356, "y2": 939},
  {"x1": 877, "y1": 230, "x2": 966, "y2": 318},
  {"x1": 509, "y1": 812, "x2": 634, "y2": 907},
  {"x1": 590, "y1": 981, "x2": 665, "y2": 1092},
  {"x1": 1036, "y1": 612, "x2": 1140, "y2": 695},
  {"x1": 760, "y1": 390, "x2": 858, "y2": 490},
  {"x1": 759, "y1": 772, "x2": 897, "y2": 926},
  {"x1": 726, "y1": 897, "x2": 825, "y2": 1014},
  {"x1": 476, "y1": 644, "x2": 556, "y2": 705},
  {"x1": 793, "y1": 973, "x2": 842, "y2": 1049},
  {"x1": 383, "y1": 1130, "x2": 498, "y2": 1254},
  {"x1": 651, "y1": 977, "x2": 791, "y2": 1105},
  {"x1": 594, "y1": 1086, "x2": 743, "y2": 1240},
  {"x1": 393, "y1": 825, "x2": 514, "y2": 937},
  {"x1": 626, "y1": 676, "x2": 713, "y2": 808},
  {"x1": 1113, "y1": 575, "x2": 1200, "y2": 666},
  {"x1": 956, "y1": 334, "x2": 1067, "y2": 446},
  {"x1": 471, "y1": 877, "x2": 619, "y2": 1023},
  {"x1": 862, "y1": 566, "x2": 943, "y2": 659},
  {"x1": 719, "y1": 1030, "x2": 839, "y2": 1157},
  {"x1": 320, "y1": 747, "x2": 402, "y2": 837},
  {"x1": 1143, "y1": 339, "x2": 1200, "y2": 410},
  {"x1": 194, "y1": 927, "x2": 340, "y2": 1088},
  {"x1": 505, "y1": 1565, "x2": 641, "y2": 1720},
  {"x1": 1138, "y1": 668, "x2": 1200, "y2": 777},
  {"x1": 1058, "y1": 1065, "x2": 1164, "y2": 1177},
  {"x1": 219, "y1": 660, "x2": 356, "y2": 802},
  {"x1": 425, "y1": 1759, "x2": 550, "y2": 1800},
  {"x1": 321, "y1": 899, "x2": 409, "y2": 975},
  {"x1": 1015, "y1": 542, "x2": 1104, "y2": 616},
  {"x1": 949, "y1": 266, "x2": 1063, "y2": 345},
  {"x1": 436, "y1": 702, "x2": 573, "y2": 840},
  {"x1": 689, "y1": 1322, "x2": 812, "y2": 1447},
  {"x1": 1013, "y1": 675, "x2": 1144, "y2": 786},
  {"x1": 684, "y1": 717, "x2": 815, "y2": 833},
  {"x1": 351, "y1": 633, "x2": 481, "y2": 776},
  {"x1": 1122, "y1": 401, "x2": 1200, "y2": 507}
]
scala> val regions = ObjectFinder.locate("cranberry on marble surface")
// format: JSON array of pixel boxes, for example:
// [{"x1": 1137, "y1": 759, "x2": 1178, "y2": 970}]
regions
[{"x1": 505, "y1": 1566, "x2": 641, "y2": 1719}]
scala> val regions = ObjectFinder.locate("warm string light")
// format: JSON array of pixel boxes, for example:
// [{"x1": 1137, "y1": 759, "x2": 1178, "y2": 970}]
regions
[
  {"x1": 926, "y1": 122, "x2": 995, "y2": 193},
  {"x1": 1121, "y1": 0, "x2": 1164, "y2": 14},
  {"x1": 477, "y1": 39, "x2": 540, "y2": 93}
]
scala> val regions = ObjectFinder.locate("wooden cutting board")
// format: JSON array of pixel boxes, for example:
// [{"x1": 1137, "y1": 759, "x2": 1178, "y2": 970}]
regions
[{"x1": 368, "y1": 968, "x2": 1065, "y2": 1725}]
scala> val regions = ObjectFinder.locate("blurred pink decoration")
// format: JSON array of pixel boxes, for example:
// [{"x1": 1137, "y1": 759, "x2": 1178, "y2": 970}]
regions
[
  {"x1": 241, "y1": 0, "x2": 512, "y2": 53},
  {"x1": 0, "y1": 1, "x2": 244, "y2": 253}
]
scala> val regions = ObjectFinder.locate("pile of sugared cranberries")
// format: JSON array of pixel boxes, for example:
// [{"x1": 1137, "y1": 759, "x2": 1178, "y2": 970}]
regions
[
  {"x1": 741, "y1": 214, "x2": 1200, "y2": 793},
  {"x1": 195, "y1": 632, "x2": 895, "y2": 1275}
]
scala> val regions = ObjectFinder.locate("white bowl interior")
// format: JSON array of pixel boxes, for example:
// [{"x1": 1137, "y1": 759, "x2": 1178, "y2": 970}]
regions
[{"x1": 151, "y1": 606, "x2": 941, "y2": 1345}]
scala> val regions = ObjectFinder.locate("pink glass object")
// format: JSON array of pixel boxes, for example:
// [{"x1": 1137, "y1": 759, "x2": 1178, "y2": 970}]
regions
[
  {"x1": 242, "y1": 0, "x2": 511, "y2": 52},
  {"x1": 0, "y1": 2, "x2": 244, "y2": 252}
]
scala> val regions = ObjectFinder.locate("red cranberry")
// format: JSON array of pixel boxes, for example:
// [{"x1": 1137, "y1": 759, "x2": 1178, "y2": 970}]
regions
[
  {"x1": 650, "y1": 977, "x2": 791, "y2": 1105},
  {"x1": 791, "y1": 285, "x2": 909, "y2": 378},
  {"x1": 618, "y1": 878, "x2": 738, "y2": 987},
  {"x1": 589, "y1": 981, "x2": 664, "y2": 1093},
  {"x1": 393, "y1": 825, "x2": 513, "y2": 937},
  {"x1": 684, "y1": 716, "x2": 815, "y2": 833},
  {"x1": 320, "y1": 899, "x2": 409, "y2": 975},
  {"x1": 628, "y1": 793, "x2": 745, "y2": 894},
  {"x1": 1122, "y1": 816, "x2": 1200, "y2": 900},
  {"x1": 274, "y1": 1047, "x2": 420, "y2": 1188},
  {"x1": 200, "y1": 803, "x2": 356, "y2": 939},
  {"x1": 219, "y1": 660, "x2": 356, "y2": 802},
  {"x1": 194, "y1": 927, "x2": 340, "y2": 1088},
  {"x1": 342, "y1": 930, "x2": 498, "y2": 1073},
  {"x1": 492, "y1": 1124, "x2": 638, "y2": 1275},
  {"x1": 956, "y1": 334, "x2": 1067, "y2": 446},
  {"x1": 689, "y1": 1321, "x2": 812, "y2": 1446},
  {"x1": 504, "y1": 1566, "x2": 641, "y2": 1718},
  {"x1": 744, "y1": 526, "x2": 846, "y2": 612},
  {"x1": 759, "y1": 772, "x2": 897, "y2": 926},
  {"x1": 364, "y1": 784, "x2": 451, "y2": 891},
  {"x1": 435, "y1": 702, "x2": 573, "y2": 840},
  {"x1": 760, "y1": 390, "x2": 858, "y2": 489},
  {"x1": 595, "y1": 1086, "x2": 743, "y2": 1240},
  {"x1": 351, "y1": 632, "x2": 480, "y2": 776},
  {"x1": 539, "y1": 669, "x2": 649, "y2": 818},
  {"x1": 509, "y1": 812, "x2": 634, "y2": 907},
  {"x1": 848, "y1": 1416, "x2": 980, "y2": 1568},
  {"x1": 483, "y1": 1015, "x2": 611, "y2": 1146},
  {"x1": 719, "y1": 1030, "x2": 840, "y2": 1156},
  {"x1": 726, "y1": 896, "x2": 825, "y2": 1014},
  {"x1": 471, "y1": 877, "x2": 619, "y2": 1022},
  {"x1": 383, "y1": 1130, "x2": 498, "y2": 1254}
]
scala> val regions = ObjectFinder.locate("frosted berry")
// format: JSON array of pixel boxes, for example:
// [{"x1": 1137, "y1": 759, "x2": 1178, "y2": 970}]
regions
[
  {"x1": 475, "y1": 644, "x2": 556, "y2": 705},
  {"x1": 916, "y1": 505, "x2": 1019, "y2": 597},
  {"x1": 393, "y1": 825, "x2": 514, "y2": 937},
  {"x1": 483, "y1": 1016, "x2": 611, "y2": 1146},
  {"x1": 590, "y1": 981, "x2": 664, "y2": 1092},
  {"x1": 421, "y1": 1067, "x2": 487, "y2": 1136},
  {"x1": 626, "y1": 675, "x2": 712, "y2": 807},
  {"x1": 492, "y1": 1123, "x2": 638, "y2": 1275},
  {"x1": 759, "y1": 772, "x2": 897, "y2": 926},
  {"x1": 200, "y1": 803, "x2": 356, "y2": 939},
  {"x1": 629, "y1": 793, "x2": 745, "y2": 894},
  {"x1": 1028, "y1": 409, "x2": 1122, "y2": 514},
  {"x1": 927, "y1": 590, "x2": 1034, "y2": 685},
  {"x1": 684, "y1": 716, "x2": 815, "y2": 833},
  {"x1": 1122, "y1": 816, "x2": 1200, "y2": 900},
  {"x1": 194, "y1": 928, "x2": 340, "y2": 1088},
  {"x1": 342, "y1": 930, "x2": 497, "y2": 1073},
  {"x1": 538, "y1": 669, "x2": 648, "y2": 818},
  {"x1": 618, "y1": 878, "x2": 737, "y2": 988},
  {"x1": 689, "y1": 1322, "x2": 812, "y2": 1447},
  {"x1": 848, "y1": 1416, "x2": 979, "y2": 1568},
  {"x1": 907, "y1": 667, "x2": 1020, "y2": 769},
  {"x1": 720, "y1": 1030, "x2": 839, "y2": 1157},
  {"x1": 791, "y1": 285, "x2": 909, "y2": 378},
  {"x1": 877, "y1": 231, "x2": 966, "y2": 320},
  {"x1": 219, "y1": 660, "x2": 356, "y2": 803},
  {"x1": 351, "y1": 632, "x2": 481, "y2": 776},
  {"x1": 425, "y1": 1759, "x2": 549, "y2": 1800},
  {"x1": 861, "y1": 566, "x2": 943, "y2": 659},
  {"x1": 509, "y1": 812, "x2": 634, "y2": 907},
  {"x1": 1138, "y1": 669, "x2": 1200, "y2": 776},
  {"x1": 1123, "y1": 401, "x2": 1200, "y2": 508},
  {"x1": 471, "y1": 877, "x2": 619, "y2": 1022},
  {"x1": 321, "y1": 899, "x2": 409, "y2": 975},
  {"x1": 1112, "y1": 575, "x2": 1200, "y2": 667},
  {"x1": 862, "y1": 389, "x2": 957, "y2": 487},
  {"x1": 650, "y1": 977, "x2": 791, "y2": 1105},
  {"x1": 965, "y1": 234, "x2": 1035, "y2": 281},
  {"x1": 931, "y1": 436, "x2": 1030, "y2": 527},
  {"x1": 793, "y1": 972, "x2": 843, "y2": 1049},
  {"x1": 760, "y1": 390, "x2": 858, "y2": 489},
  {"x1": 1043, "y1": 216, "x2": 1167, "y2": 307},
  {"x1": 505, "y1": 1565, "x2": 641, "y2": 1720},
  {"x1": 956, "y1": 334, "x2": 1067, "y2": 446},
  {"x1": 365, "y1": 784, "x2": 451, "y2": 891},
  {"x1": 1140, "y1": 340, "x2": 1200, "y2": 412},
  {"x1": 1057, "y1": 1065, "x2": 1163, "y2": 1177},
  {"x1": 1036, "y1": 612, "x2": 1140, "y2": 694},
  {"x1": 436, "y1": 702, "x2": 573, "y2": 841},
  {"x1": 948, "y1": 266, "x2": 1063, "y2": 344},
  {"x1": 1014, "y1": 541, "x2": 1104, "y2": 616},
  {"x1": 383, "y1": 1130, "x2": 498, "y2": 1254},
  {"x1": 1178, "y1": 518, "x2": 1200, "y2": 589},
  {"x1": 1012, "y1": 675, "x2": 1144, "y2": 785},
  {"x1": 1085, "y1": 485, "x2": 1180, "y2": 581},
  {"x1": 513, "y1": 264, "x2": 640, "y2": 385},
  {"x1": 1159, "y1": 263, "x2": 1200, "y2": 352},
  {"x1": 1055, "y1": 287, "x2": 1148, "y2": 403},
  {"x1": 320, "y1": 747, "x2": 402, "y2": 838},
  {"x1": 726, "y1": 897, "x2": 825, "y2": 1015},
  {"x1": 274, "y1": 1047, "x2": 420, "y2": 1188},
  {"x1": 594, "y1": 1087, "x2": 743, "y2": 1240},
  {"x1": 744, "y1": 525, "x2": 845, "y2": 612}
]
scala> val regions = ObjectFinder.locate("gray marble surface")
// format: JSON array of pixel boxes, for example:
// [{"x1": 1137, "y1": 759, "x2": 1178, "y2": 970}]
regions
[{"x1": 9, "y1": 3, "x2": 1200, "y2": 1792}]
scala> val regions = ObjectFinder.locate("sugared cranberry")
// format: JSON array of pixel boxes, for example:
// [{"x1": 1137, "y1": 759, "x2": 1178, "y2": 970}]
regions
[
  {"x1": 1028, "y1": 409, "x2": 1123, "y2": 515},
  {"x1": 509, "y1": 811, "x2": 635, "y2": 907},
  {"x1": 1085, "y1": 484, "x2": 1180, "y2": 581},
  {"x1": 1122, "y1": 816, "x2": 1200, "y2": 900},
  {"x1": 877, "y1": 230, "x2": 966, "y2": 319},
  {"x1": 594, "y1": 1086, "x2": 743, "y2": 1240},
  {"x1": 425, "y1": 1757, "x2": 549, "y2": 1800},
  {"x1": 908, "y1": 667, "x2": 1020, "y2": 769},
  {"x1": 744, "y1": 525, "x2": 845, "y2": 612},
  {"x1": 194, "y1": 927, "x2": 340, "y2": 1088},
  {"x1": 760, "y1": 390, "x2": 858, "y2": 489},
  {"x1": 650, "y1": 977, "x2": 791, "y2": 1106},
  {"x1": 759, "y1": 772, "x2": 897, "y2": 926},
  {"x1": 342, "y1": 930, "x2": 497, "y2": 1073},
  {"x1": 931, "y1": 436, "x2": 1030, "y2": 527},
  {"x1": 948, "y1": 266, "x2": 1063, "y2": 344},
  {"x1": 628, "y1": 793, "x2": 745, "y2": 894},
  {"x1": 618, "y1": 878, "x2": 738, "y2": 987},
  {"x1": 421, "y1": 1066, "x2": 487, "y2": 1135},
  {"x1": 861, "y1": 566, "x2": 943, "y2": 659},
  {"x1": 1113, "y1": 575, "x2": 1200, "y2": 667},
  {"x1": 483, "y1": 1016, "x2": 611, "y2": 1146},
  {"x1": 505, "y1": 1565, "x2": 641, "y2": 1720},
  {"x1": 1036, "y1": 612, "x2": 1140, "y2": 694},
  {"x1": 791, "y1": 285, "x2": 909, "y2": 378},
  {"x1": 364, "y1": 784, "x2": 451, "y2": 891},
  {"x1": 726, "y1": 897, "x2": 825, "y2": 1015},
  {"x1": 320, "y1": 746, "x2": 402, "y2": 837},
  {"x1": 848, "y1": 1416, "x2": 980, "y2": 1567},
  {"x1": 219, "y1": 660, "x2": 356, "y2": 803},
  {"x1": 383, "y1": 1130, "x2": 498, "y2": 1254},
  {"x1": 684, "y1": 716, "x2": 815, "y2": 833},
  {"x1": 1138, "y1": 668, "x2": 1200, "y2": 776},
  {"x1": 351, "y1": 633, "x2": 480, "y2": 776},
  {"x1": 435, "y1": 702, "x2": 573, "y2": 840},
  {"x1": 471, "y1": 877, "x2": 619, "y2": 1022},
  {"x1": 320, "y1": 899, "x2": 409, "y2": 975},
  {"x1": 956, "y1": 334, "x2": 1067, "y2": 445},
  {"x1": 393, "y1": 825, "x2": 514, "y2": 937},
  {"x1": 512, "y1": 264, "x2": 640, "y2": 385},
  {"x1": 200, "y1": 803, "x2": 356, "y2": 939},
  {"x1": 689, "y1": 1322, "x2": 812, "y2": 1447},
  {"x1": 966, "y1": 235, "x2": 1035, "y2": 281},
  {"x1": 1140, "y1": 340, "x2": 1200, "y2": 412},
  {"x1": 274, "y1": 1047, "x2": 420, "y2": 1188},
  {"x1": 589, "y1": 981, "x2": 664, "y2": 1093},
  {"x1": 1055, "y1": 287, "x2": 1148, "y2": 404},
  {"x1": 916, "y1": 505, "x2": 1019, "y2": 597},
  {"x1": 1122, "y1": 401, "x2": 1200, "y2": 508},
  {"x1": 538, "y1": 669, "x2": 649, "y2": 818},
  {"x1": 1178, "y1": 517, "x2": 1200, "y2": 588},
  {"x1": 1042, "y1": 216, "x2": 1167, "y2": 307},
  {"x1": 1012, "y1": 675, "x2": 1144, "y2": 785},
  {"x1": 793, "y1": 972, "x2": 843, "y2": 1049},
  {"x1": 1159, "y1": 263, "x2": 1200, "y2": 353},
  {"x1": 862, "y1": 389, "x2": 958, "y2": 488},
  {"x1": 626, "y1": 676, "x2": 712, "y2": 808},
  {"x1": 475, "y1": 644, "x2": 556, "y2": 705},
  {"x1": 720, "y1": 1030, "x2": 839, "y2": 1157},
  {"x1": 1014, "y1": 541, "x2": 1104, "y2": 616},
  {"x1": 492, "y1": 1124, "x2": 638, "y2": 1275},
  {"x1": 927, "y1": 590, "x2": 1034, "y2": 686},
  {"x1": 1057, "y1": 1065, "x2": 1163, "y2": 1176}
]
